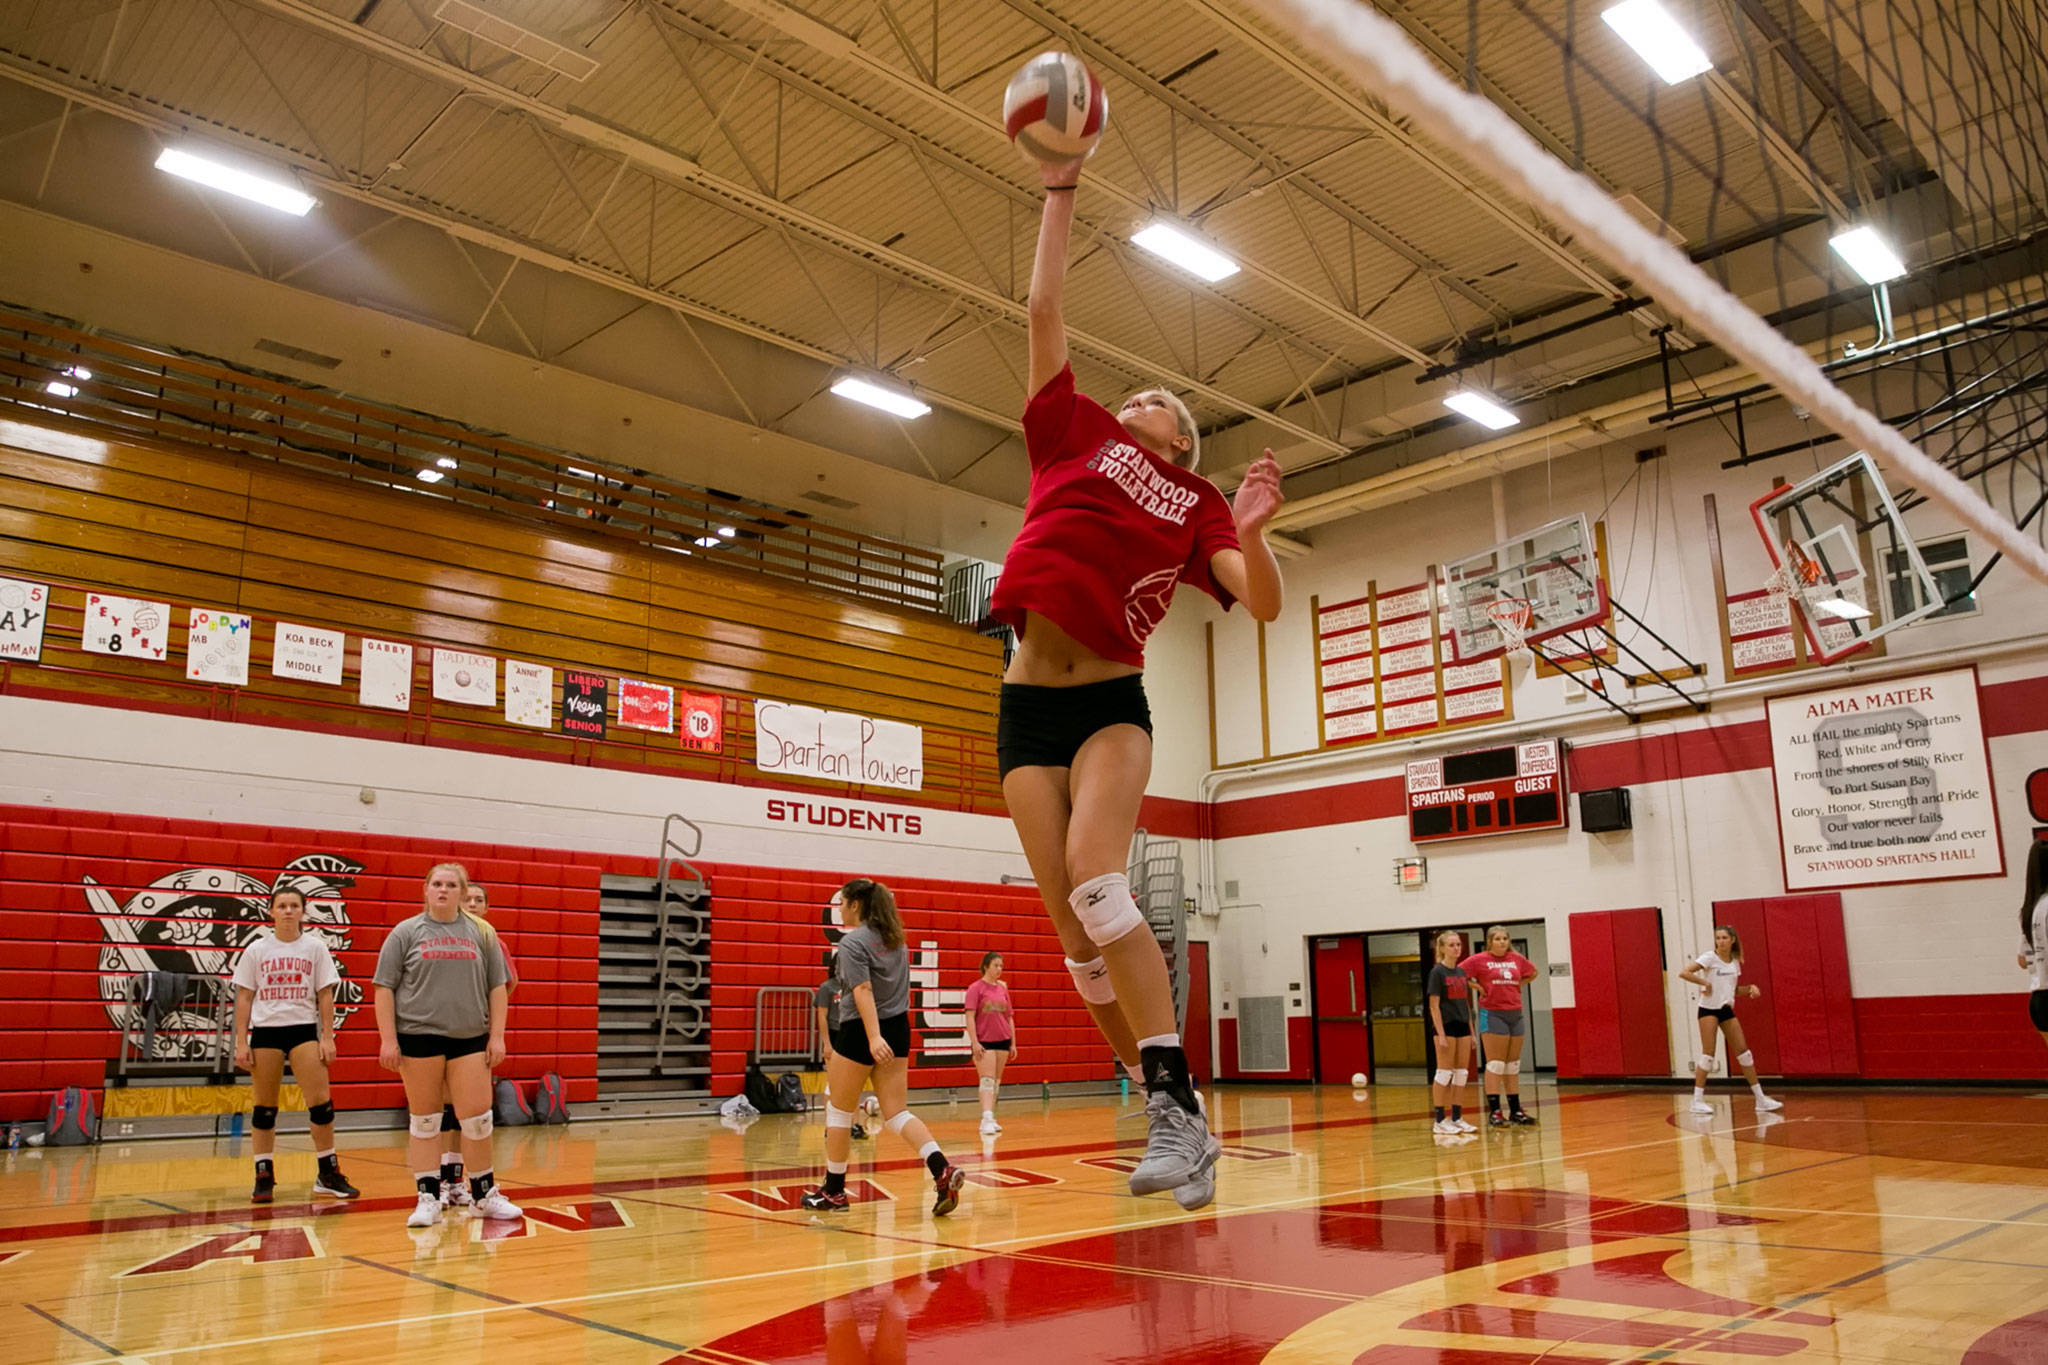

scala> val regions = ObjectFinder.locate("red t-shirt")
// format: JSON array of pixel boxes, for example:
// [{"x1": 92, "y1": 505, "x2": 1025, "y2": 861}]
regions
[
  {"x1": 990, "y1": 365, "x2": 1240, "y2": 666},
  {"x1": 1459, "y1": 950, "x2": 1538, "y2": 1012}
]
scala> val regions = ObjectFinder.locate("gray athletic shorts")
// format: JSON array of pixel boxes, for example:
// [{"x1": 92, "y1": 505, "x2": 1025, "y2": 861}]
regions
[{"x1": 1482, "y1": 1009, "x2": 1526, "y2": 1037}]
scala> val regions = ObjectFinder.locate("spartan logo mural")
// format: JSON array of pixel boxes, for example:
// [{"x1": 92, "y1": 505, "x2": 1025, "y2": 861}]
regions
[
  {"x1": 85, "y1": 855, "x2": 366, "y2": 1058},
  {"x1": 819, "y1": 891, "x2": 969, "y2": 1066}
]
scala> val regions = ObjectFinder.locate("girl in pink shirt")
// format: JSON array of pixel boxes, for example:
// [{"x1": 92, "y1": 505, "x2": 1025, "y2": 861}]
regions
[
  {"x1": 965, "y1": 952, "x2": 1017, "y2": 1137},
  {"x1": 1458, "y1": 925, "x2": 1540, "y2": 1128}
]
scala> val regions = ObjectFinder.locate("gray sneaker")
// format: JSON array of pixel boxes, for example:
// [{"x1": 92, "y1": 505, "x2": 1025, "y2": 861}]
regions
[{"x1": 1129, "y1": 1090, "x2": 1218, "y2": 1197}]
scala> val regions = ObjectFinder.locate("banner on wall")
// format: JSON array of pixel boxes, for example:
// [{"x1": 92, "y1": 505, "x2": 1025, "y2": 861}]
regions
[
  {"x1": 1726, "y1": 589, "x2": 1798, "y2": 676},
  {"x1": 754, "y1": 699, "x2": 924, "y2": 791},
  {"x1": 273, "y1": 622, "x2": 344, "y2": 686},
  {"x1": 83, "y1": 593, "x2": 169, "y2": 661},
  {"x1": 679, "y1": 691, "x2": 724, "y2": 753},
  {"x1": 432, "y1": 649, "x2": 496, "y2": 707},
  {"x1": 358, "y1": 638, "x2": 414, "y2": 711},
  {"x1": 185, "y1": 608, "x2": 252, "y2": 685},
  {"x1": 1766, "y1": 665, "x2": 2003, "y2": 891},
  {"x1": 561, "y1": 671, "x2": 608, "y2": 739},
  {"x1": 619, "y1": 678, "x2": 674, "y2": 733},
  {"x1": 0, "y1": 578, "x2": 49, "y2": 660},
  {"x1": 505, "y1": 660, "x2": 553, "y2": 729}
]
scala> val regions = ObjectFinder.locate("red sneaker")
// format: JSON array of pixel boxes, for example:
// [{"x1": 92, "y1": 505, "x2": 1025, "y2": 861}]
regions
[{"x1": 931, "y1": 1165, "x2": 966, "y2": 1217}]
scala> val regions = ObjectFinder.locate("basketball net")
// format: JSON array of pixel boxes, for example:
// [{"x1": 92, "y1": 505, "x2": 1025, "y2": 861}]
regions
[
  {"x1": 1488, "y1": 597, "x2": 1536, "y2": 670},
  {"x1": 1765, "y1": 538, "x2": 1824, "y2": 602}
]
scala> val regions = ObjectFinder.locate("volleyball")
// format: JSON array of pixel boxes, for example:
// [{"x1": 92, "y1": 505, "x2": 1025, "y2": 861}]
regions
[
  {"x1": 1003, "y1": 51, "x2": 1107, "y2": 164},
  {"x1": 1350, "y1": 1072, "x2": 1367, "y2": 1088}
]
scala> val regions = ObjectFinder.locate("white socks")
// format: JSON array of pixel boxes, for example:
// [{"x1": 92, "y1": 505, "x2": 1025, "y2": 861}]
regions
[
  {"x1": 917, "y1": 1140, "x2": 940, "y2": 1161},
  {"x1": 1751, "y1": 1082, "x2": 1767, "y2": 1097},
  {"x1": 1136, "y1": 1032, "x2": 1180, "y2": 1051},
  {"x1": 826, "y1": 1159, "x2": 848, "y2": 1175}
]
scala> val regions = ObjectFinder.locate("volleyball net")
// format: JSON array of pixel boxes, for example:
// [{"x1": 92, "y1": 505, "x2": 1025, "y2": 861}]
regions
[{"x1": 1245, "y1": 0, "x2": 2048, "y2": 588}]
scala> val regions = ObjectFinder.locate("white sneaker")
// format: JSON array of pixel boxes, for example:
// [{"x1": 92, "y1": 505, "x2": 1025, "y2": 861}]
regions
[
  {"x1": 473, "y1": 1190, "x2": 523, "y2": 1221},
  {"x1": 1754, "y1": 1094, "x2": 1783, "y2": 1111},
  {"x1": 441, "y1": 1180, "x2": 472, "y2": 1210},
  {"x1": 1690, "y1": 1097, "x2": 1714, "y2": 1114},
  {"x1": 1452, "y1": 1118, "x2": 1477, "y2": 1133},
  {"x1": 979, "y1": 1115, "x2": 999, "y2": 1136},
  {"x1": 406, "y1": 1193, "x2": 441, "y2": 1228},
  {"x1": 1431, "y1": 1119, "x2": 1456, "y2": 1134}
]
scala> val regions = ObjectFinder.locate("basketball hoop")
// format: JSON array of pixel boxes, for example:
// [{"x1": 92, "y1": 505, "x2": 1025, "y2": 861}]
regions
[{"x1": 1488, "y1": 597, "x2": 1536, "y2": 666}]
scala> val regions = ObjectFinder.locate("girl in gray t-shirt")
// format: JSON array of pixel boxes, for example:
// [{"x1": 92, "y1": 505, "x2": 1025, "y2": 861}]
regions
[
  {"x1": 802, "y1": 878, "x2": 965, "y2": 1219},
  {"x1": 372, "y1": 862, "x2": 521, "y2": 1229}
]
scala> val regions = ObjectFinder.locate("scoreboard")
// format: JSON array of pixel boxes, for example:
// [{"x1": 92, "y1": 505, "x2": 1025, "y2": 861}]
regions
[{"x1": 1405, "y1": 739, "x2": 1567, "y2": 844}]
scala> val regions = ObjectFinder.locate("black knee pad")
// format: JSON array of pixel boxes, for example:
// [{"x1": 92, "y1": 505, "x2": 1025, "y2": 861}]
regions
[
  {"x1": 251, "y1": 1105, "x2": 278, "y2": 1131},
  {"x1": 440, "y1": 1103, "x2": 459, "y2": 1132},
  {"x1": 307, "y1": 1101, "x2": 335, "y2": 1126}
]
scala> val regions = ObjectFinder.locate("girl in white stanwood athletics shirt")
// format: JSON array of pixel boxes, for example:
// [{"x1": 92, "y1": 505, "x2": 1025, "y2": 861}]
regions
[
  {"x1": 2017, "y1": 841, "x2": 2048, "y2": 1048},
  {"x1": 993, "y1": 151, "x2": 1287, "y2": 1211},
  {"x1": 374, "y1": 863, "x2": 521, "y2": 1227},
  {"x1": 1679, "y1": 926, "x2": 1783, "y2": 1114},
  {"x1": 231, "y1": 885, "x2": 358, "y2": 1203}
]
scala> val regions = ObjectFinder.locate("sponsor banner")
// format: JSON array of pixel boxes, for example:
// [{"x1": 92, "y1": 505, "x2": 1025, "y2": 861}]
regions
[
  {"x1": 273, "y1": 623, "x2": 344, "y2": 686},
  {"x1": 1320, "y1": 654, "x2": 1375, "y2": 688},
  {"x1": 83, "y1": 593, "x2": 169, "y2": 661},
  {"x1": 754, "y1": 699, "x2": 924, "y2": 791},
  {"x1": 358, "y1": 638, "x2": 414, "y2": 711},
  {"x1": 1766, "y1": 666, "x2": 2002, "y2": 890},
  {"x1": 1316, "y1": 599, "x2": 1371, "y2": 634},
  {"x1": 432, "y1": 649, "x2": 496, "y2": 707},
  {"x1": 185, "y1": 608, "x2": 252, "y2": 685},
  {"x1": 0, "y1": 578, "x2": 49, "y2": 660}
]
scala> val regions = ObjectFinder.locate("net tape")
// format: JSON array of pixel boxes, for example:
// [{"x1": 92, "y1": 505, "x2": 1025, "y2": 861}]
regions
[{"x1": 1246, "y1": 0, "x2": 2048, "y2": 588}]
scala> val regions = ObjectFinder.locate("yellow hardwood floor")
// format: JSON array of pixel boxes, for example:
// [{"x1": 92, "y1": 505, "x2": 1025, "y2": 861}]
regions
[{"x1": 3, "y1": 1084, "x2": 2046, "y2": 1363}]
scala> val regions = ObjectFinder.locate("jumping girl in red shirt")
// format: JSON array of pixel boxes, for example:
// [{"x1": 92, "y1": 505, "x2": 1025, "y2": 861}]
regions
[{"x1": 995, "y1": 155, "x2": 1286, "y2": 1210}]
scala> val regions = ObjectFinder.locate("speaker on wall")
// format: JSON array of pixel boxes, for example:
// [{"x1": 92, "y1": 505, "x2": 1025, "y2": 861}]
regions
[{"x1": 1580, "y1": 787, "x2": 1632, "y2": 832}]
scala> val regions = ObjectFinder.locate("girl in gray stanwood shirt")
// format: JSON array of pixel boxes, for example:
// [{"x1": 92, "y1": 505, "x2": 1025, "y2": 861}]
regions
[
  {"x1": 374, "y1": 862, "x2": 521, "y2": 1228},
  {"x1": 801, "y1": 878, "x2": 965, "y2": 1218}
]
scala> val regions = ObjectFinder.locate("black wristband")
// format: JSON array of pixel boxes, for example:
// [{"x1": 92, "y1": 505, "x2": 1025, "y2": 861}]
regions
[{"x1": 1045, "y1": 183, "x2": 1079, "y2": 192}]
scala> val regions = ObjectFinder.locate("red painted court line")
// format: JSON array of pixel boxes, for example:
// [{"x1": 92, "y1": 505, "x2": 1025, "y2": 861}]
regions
[{"x1": 0, "y1": 1090, "x2": 1627, "y2": 1247}]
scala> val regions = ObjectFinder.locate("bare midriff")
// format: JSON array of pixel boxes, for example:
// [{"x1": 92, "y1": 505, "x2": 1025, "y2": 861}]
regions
[{"x1": 1003, "y1": 611, "x2": 1142, "y2": 687}]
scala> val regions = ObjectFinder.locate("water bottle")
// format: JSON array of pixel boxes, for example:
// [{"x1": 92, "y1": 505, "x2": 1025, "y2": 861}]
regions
[{"x1": 6, "y1": 1124, "x2": 19, "y2": 1151}]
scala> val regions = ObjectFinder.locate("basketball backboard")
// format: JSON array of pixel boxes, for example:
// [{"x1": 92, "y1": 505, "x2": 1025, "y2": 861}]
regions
[
  {"x1": 1444, "y1": 514, "x2": 1608, "y2": 663},
  {"x1": 1748, "y1": 453, "x2": 1942, "y2": 663}
]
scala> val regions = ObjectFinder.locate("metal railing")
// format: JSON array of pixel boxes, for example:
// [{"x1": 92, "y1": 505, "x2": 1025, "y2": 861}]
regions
[
  {"x1": 751, "y1": 987, "x2": 819, "y2": 1071},
  {"x1": 1129, "y1": 830, "x2": 1190, "y2": 1034},
  {"x1": 112, "y1": 973, "x2": 234, "y2": 1080},
  {"x1": 652, "y1": 814, "x2": 710, "y2": 1071}
]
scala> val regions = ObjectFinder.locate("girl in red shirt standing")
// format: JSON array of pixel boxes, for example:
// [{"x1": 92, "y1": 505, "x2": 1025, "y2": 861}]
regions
[
  {"x1": 966, "y1": 952, "x2": 1017, "y2": 1136},
  {"x1": 1459, "y1": 926, "x2": 1540, "y2": 1128},
  {"x1": 996, "y1": 154, "x2": 1286, "y2": 1210}
]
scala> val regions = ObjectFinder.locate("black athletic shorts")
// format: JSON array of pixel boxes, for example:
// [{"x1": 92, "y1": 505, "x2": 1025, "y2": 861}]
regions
[
  {"x1": 1430, "y1": 1018, "x2": 1471, "y2": 1042},
  {"x1": 250, "y1": 1023, "x2": 321, "y2": 1054},
  {"x1": 996, "y1": 675, "x2": 1152, "y2": 779},
  {"x1": 1698, "y1": 1004, "x2": 1736, "y2": 1023},
  {"x1": 397, "y1": 1032, "x2": 488, "y2": 1060},
  {"x1": 2030, "y1": 990, "x2": 2048, "y2": 1032},
  {"x1": 831, "y1": 1013, "x2": 913, "y2": 1067},
  {"x1": 978, "y1": 1039, "x2": 1012, "y2": 1053}
]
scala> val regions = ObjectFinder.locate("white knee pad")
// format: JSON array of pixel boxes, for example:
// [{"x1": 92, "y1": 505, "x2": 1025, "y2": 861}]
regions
[
  {"x1": 1065, "y1": 955, "x2": 1117, "y2": 1005},
  {"x1": 1735, "y1": 1050, "x2": 1754, "y2": 1067},
  {"x1": 409, "y1": 1112, "x2": 442, "y2": 1139},
  {"x1": 1695, "y1": 1054, "x2": 1717, "y2": 1072},
  {"x1": 1433, "y1": 1069, "x2": 1453, "y2": 1085},
  {"x1": 1506, "y1": 1060, "x2": 1522, "y2": 1076},
  {"x1": 1068, "y1": 873, "x2": 1145, "y2": 947},
  {"x1": 459, "y1": 1111, "x2": 494, "y2": 1141},
  {"x1": 1485, "y1": 1059, "x2": 1507, "y2": 1075},
  {"x1": 823, "y1": 1103, "x2": 855, "y2": 1130},
  {"x1": 1452, "y1": 1069, "x2": 1469, "y2": 1086},
  {"x1": 883, "y1": 1110, "x2": 913, "y2": 1136},
  {"x1": 978, "y1": 1077, "x2": 996, "y2": 1096}
]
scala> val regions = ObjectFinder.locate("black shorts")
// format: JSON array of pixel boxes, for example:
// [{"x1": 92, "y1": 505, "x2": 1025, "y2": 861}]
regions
[
  {"x1": 978, "y1": 1039, "x2": 1012, "y2": 1053},
  {"x1": 1430, "y1": 1018, "x2": 1471, "y2": 1042},
  {"x1": 250, "y1": 1023, "x2": 321, "y2": 1054},
  {"x1": 830, "y1": 1014, "x2": 913, "y2": 1067},
  {"x1": 397, "y1": 1032, "x2": 488, "y2": 1060},
  {"x1": 2030, "y1": 991, "x2": 2048, "y2": 1032},
  {"x1": 996, "y1": 675, "x2": 1152, "y2": 779},
  {"x1": 1698, "y1": 1005, "x2": 1736, "y2": 1023}
]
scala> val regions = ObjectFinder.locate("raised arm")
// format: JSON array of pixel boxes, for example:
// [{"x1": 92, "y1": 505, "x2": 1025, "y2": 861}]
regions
[
  {"x1": 1027, "y1": 159, "x2": 1085, "y2": 397},
  {"x1": 1211, "y1": 451, "x2": 1286, "y2": 621}
]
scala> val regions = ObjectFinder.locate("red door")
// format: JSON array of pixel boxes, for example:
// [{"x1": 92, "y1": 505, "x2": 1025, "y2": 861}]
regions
[
  {"x1": 1311, "y1": 936, "x2": 1372, "y2": 1084},
  {"x1": 1184, "y1": 941, "x2": 1212, "y2": 1084}
]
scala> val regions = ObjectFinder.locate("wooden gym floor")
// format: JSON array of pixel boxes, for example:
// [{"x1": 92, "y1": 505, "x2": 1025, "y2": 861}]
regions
[{"x1": 3, "y1": 1084, "x2": 2046, "y2": 1363}]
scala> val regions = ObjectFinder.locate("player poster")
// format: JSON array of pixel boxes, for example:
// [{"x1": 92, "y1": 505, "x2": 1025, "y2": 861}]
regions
[
  {"x1": 505, "y1": 660, "x2": 553, "y2": 729},
  {"x1": 273, "y1": 622, "x2": 344, "y2": 685},
  {"x1": 561, "y1": 671, "x2": 608, "y2": 739},
  {"x1": 358, "y1": 638, "x2": 414, "y2": 711},
  {"x1": 619, "y1": 678, "x2": 674, "y2": 733},
  {"x1": 185, "y1": 608, "x2": 252, "y2": 685},
  {"x1": 0, "y1": 578, "x2": 49, "y2": 661},
  {"x1": 83, "y1": 593, "x2": 169, "y2": 662},
  {"x1": 679, "y1": 691, "x2": 724, "y2": 753},
  {"x1": 432, "y1": 648, "x2": 496, "y2": 707}
]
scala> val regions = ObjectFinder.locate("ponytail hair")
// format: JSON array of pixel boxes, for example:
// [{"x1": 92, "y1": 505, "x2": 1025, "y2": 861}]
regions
[
  {"x1": 1717, "y1": 924, "x2": 1745, "y2": 960},
  {"x1": 841, "y1": 878, "x2": 903, "y2": 951},
  {"x1": 2024, "y1": 840, "x2": 2048, "y2": 948}
]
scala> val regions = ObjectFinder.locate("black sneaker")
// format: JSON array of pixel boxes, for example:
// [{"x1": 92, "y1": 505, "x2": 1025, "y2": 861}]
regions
[
  {"x1": 850, "y1": 1123, "x2": 867, "y2": 1140},
  {"x1": 1487, "y1": 1110, "x2": 1510, "y2": 1129},
  {"x1": 931, "y1": 1164, "x2": 966, "y2": 1217},
  {"x1": 251, "y1": 1167, "x2": 275, "y2": 1203},
  {"x1": 314, "y1": 1167, "x2": 361, "y2": 1200},
  {"x1": 1509, "y1": 1110, "x2": 1538, "y2": 1126},
  {"x1": 800, "y1": 1187, "x2": 850, "y2": 1212}
]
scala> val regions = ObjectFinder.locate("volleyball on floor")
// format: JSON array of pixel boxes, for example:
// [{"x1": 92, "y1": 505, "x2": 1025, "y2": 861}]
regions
[
  {"x1": 1350, "y1": 1072, "x2": 1367, "y2": 1088},
  {"x1": 1004, "y1": 51, "x2": 1107, "y2": 163}
]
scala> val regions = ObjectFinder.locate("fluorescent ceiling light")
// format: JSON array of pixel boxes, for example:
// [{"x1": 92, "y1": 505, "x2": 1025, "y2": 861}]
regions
[
  {"x1": 693, "y1": 535, "x2": 722, "y2": 548},
  {"x1": 416, "y1": 468, "x2": 445, "y2": 484},
  {"x1": 435, "y1": 456, "x2": 458, "y2": 469},
  {"x1": 831, "y1": 375, "x2": 930, "y2": 420},
  {"x1": 1601, "y1": 0, "x2": 1713, "y2": 85},
  {"x1": 1131, "y1": 222, "x2": 1239, "y2": 282},
  {"x1": 155, "y1": 147, "x2": 316, "y2": 216},
  {"x1": 1829, "y1": 225, "x2": 1907, "y2": 284},
  {"x1": 1813, "y1": 595, "x2": 1872, "y2": 621},
  {"x1": 45, "y1": 365, "x2": 90, "y2": 398},
  {"x1": 1442, "y1": 390, "x2": 1521, "y2": 431},
  {"x1": 716, "y1": 526, "x2": 736, "y2": 538}
]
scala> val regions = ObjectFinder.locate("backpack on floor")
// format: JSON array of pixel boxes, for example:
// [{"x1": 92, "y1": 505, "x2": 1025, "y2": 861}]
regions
[
  {"x1": 774, "y1": 1072, "x2": 806, "y2": 1114},
  {"x1": 44, "y1": 1086, "x2": 97, "y2": 1146},
  {"x1": 744, "y1": 1064, "x2": 781, "y2": 1114},
  {"x1": 535, "y1": 1072, "x2": 571, "y2": 1124},
  {"x1": 493, "y1": 1077, "x2": 535, "y2": 1127}
]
